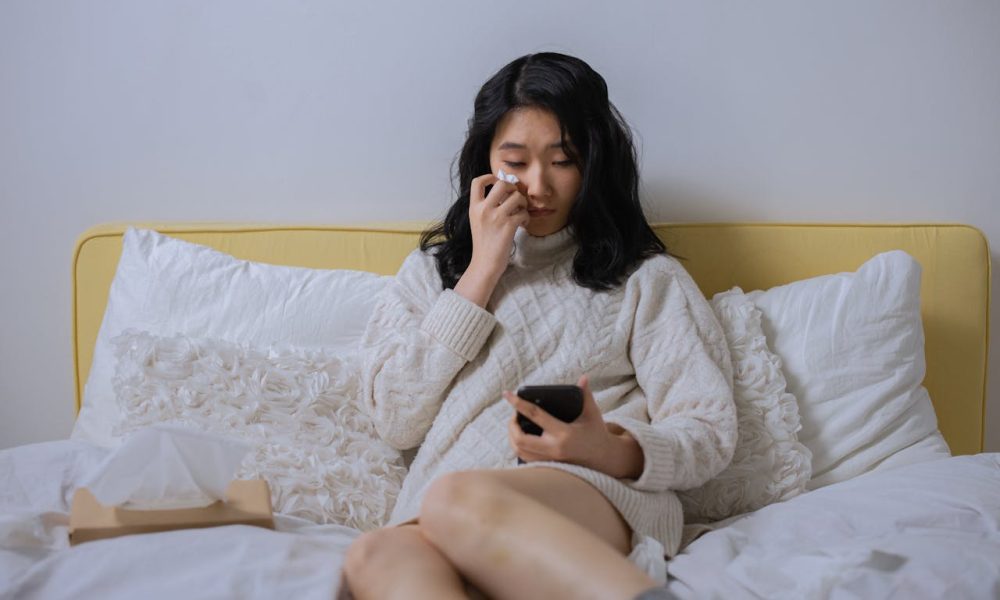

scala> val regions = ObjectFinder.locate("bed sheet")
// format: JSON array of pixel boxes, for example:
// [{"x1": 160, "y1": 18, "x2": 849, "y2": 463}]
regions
[
  {"x1": 3, "y1": 442, "x2": 1000, "y2": 599},
  {"x1": 0, "y1": 440, "x2": 360, "y2": 599},
  {"x1": 667, "y1": 453, "x2": 1000, "y2": 599}
]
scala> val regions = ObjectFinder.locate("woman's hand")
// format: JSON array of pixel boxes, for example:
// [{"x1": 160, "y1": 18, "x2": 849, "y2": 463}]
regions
[
  {"x1": 504, "y1": 375, "x2": 645, "y2": 480},
  {"x1": 454, "y1": 173, "x2": 529, "y2": 307},
  {"x1": 469, "y1": 172, "x2": 530, "y2": 274}
]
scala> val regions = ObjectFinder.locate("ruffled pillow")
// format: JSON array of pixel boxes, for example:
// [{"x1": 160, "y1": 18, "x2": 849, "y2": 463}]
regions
[
  {"x1": 111, "y1": 330, "x2": 406, "y2": 531},
  {"x1": 678, "y1": 288, "x2": 811, "y2": 523}
]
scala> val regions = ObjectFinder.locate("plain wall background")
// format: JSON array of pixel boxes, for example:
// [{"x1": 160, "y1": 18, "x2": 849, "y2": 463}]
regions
[{"x1": 1, "y1": 1, "x2": 997, "y2": 451}]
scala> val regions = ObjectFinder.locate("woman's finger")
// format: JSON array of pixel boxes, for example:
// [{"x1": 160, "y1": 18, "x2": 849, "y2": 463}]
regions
[
  {"x1": 508, "y1": 416, "x2": 553, "y2": 460},
  {"x1": 503, "y1": 390, "x2": 566, "y2": 437},
  {"x1": 484, "y1": 179, "x2": 518, "y2": 208},
  {"x1": 504, "y1": 390, "x2": 567, "y2": 435},
  {"x1": 504, "y1": 191, "x2": 528, "y2": 214},
  {"x1": 507, "y1": 413, "x2": 523, "y2": 450},
  {"x1": 507, "y1": 415, "x2": 543, "y2": 461},
  {"x1": 470, "y1": 173, "x2": 499, "y2": 204},
  {"x1": 506, "y1": 193, "x2": 530, "y2": 226},
  {"x1": 577, "y1": 374, "x2": 602, "y2": 419}
]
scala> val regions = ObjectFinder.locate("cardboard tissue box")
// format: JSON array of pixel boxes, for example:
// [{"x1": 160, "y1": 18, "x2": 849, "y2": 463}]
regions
[
  {"x1": 69, "y1": 479, "x2": 274, "y2": 545},
  {"x1": 69, "y1": 425, "x2": 273, "y2": 545}
]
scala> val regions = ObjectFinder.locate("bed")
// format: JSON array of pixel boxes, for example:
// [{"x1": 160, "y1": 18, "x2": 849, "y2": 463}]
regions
[{"x1": 1, "y1": 222, "x2": 996, "y2": 599}]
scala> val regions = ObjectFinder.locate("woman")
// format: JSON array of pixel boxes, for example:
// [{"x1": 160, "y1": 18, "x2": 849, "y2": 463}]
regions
[{"x1": 343, "y1": 52, "x2": 736, "y2": 599}]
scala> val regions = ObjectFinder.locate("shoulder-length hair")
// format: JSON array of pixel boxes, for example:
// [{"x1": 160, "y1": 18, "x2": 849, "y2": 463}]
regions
[{"x1": 420, "y1": 52, "x2": 666, "y2": 291}]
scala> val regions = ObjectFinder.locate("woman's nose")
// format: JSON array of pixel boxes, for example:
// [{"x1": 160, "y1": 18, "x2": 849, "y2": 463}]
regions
[{"x1": 524, "y1": 165, "x2": 552, "y2": 198}]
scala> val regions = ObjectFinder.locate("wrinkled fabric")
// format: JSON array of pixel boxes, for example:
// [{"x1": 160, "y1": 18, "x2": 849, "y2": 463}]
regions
[{"x1": 112, "y1": 330, "x2": 406, "y2": 530}]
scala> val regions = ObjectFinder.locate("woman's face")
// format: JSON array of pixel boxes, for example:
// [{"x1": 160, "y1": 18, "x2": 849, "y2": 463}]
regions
[{"x1": 489, "y1": 107, "x2": 582, "y2": 237}]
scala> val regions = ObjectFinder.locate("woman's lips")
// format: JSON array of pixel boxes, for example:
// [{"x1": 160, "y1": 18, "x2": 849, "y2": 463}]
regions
[{"x1": 527, "y1": 208, "x2": 555, "y2": 217}]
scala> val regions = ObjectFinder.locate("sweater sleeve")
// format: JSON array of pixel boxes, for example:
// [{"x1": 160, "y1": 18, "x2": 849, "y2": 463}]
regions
[
  {"x1": 606, "y1": 258, "x2": 737, "y2": 492},
  {"x1": 358, "y1": 250, "x2": 497, "y2": 450}
]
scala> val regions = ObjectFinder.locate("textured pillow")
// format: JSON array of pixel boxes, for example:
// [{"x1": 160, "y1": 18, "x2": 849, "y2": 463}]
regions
[
  {"x1": 746, "y1": 250, "x2": 950, "y2": 489},
  {"x1": 679, "y1": 289, "x2": 812, "y2": 523},
  {"x1": 74, "y1": 228, "x2": 390, "y2": 448},
  {"x1": 111, "y1": 329, "x2": 406, "y2": 531}
]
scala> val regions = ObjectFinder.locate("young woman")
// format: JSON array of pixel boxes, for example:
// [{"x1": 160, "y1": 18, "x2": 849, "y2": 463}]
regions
[{"x1": 343, "y1": 52, "x2": 736, "y2": 599}]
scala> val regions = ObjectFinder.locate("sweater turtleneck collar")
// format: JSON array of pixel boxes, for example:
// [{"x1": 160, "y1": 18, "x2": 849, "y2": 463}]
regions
[{"x1": 509, "y1": 226, "x2": 577, "y2": 269}]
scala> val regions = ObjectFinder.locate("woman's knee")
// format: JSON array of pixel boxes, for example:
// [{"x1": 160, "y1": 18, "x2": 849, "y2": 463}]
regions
[
  {"x1": 342, "y1": 528, "x2": 401, "y2": 585},
  {"x1": 419, "y1": 471, "x2": 518, "y2": 546}
]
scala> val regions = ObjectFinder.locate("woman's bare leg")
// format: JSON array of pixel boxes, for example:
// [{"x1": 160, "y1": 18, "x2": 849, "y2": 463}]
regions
[
  {"x1": 342, "y1": 524, "x2": 465, "y2": 600},
  {"x1": 418, "y1": 468, "x2": 656, "y2": 600}
]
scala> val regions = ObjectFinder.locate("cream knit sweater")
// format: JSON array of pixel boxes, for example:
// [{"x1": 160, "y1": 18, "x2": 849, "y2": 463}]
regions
[{"x1": 359, "y1": 227, "x2": 736, "y2": 556}]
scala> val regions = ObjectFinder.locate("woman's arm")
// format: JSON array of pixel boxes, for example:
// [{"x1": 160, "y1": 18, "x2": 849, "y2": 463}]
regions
[
  {"x1": 453, "y1": 173, "x2": 529, "y2": 307},
  {"x1": 362, "y1": 174, "x2": 528, "y2": 449},
  {"x1": 359, "y1": 250, "x2": 497, "y2": 450},
  {"x1": 603, "y1": 422, "x2": 646, "y2": 479},
  {"x1": 606, "y1": 258, "x2": 738, "y2": 492}
]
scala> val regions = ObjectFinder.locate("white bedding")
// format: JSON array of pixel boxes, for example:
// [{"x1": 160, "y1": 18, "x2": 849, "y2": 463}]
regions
[
  {"x1": 668, "y1": 453, "x2": 1000, "y2": 599},
  {"x1": 2, "y1": 441, "x2": 999, "y2": 599},
  {"x1": 0, "y1": 440, "x2": 360, "y2": 599}
]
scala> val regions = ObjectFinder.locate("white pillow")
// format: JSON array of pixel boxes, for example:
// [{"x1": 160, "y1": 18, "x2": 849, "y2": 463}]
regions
[
  {"x1": 679, "y1": 289, "x2": 812, "y2": 523},
  {"x1": 746, "y1": 250, "x2": 950, "y2": 489},
  {"x1": 73, "y1": 228, "x2": 390, "y2": 448},
  {"x1": 112, "y1": 330, "x2": 406, "y2": 530}
]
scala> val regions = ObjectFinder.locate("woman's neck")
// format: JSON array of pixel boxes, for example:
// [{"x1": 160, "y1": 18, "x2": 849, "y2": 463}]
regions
[{"x1": 509, "y1": 226, "x2": 576, "y2": 269}]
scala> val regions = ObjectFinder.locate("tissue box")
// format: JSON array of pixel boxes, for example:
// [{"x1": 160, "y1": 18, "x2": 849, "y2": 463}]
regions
[{"x1": 69, "y1": 479, "x2": 274, "y2": 545}]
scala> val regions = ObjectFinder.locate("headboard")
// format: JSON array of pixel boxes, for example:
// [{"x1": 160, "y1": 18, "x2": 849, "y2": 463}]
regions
[{"x1": 73, "y1": 222, "x2": 991, "y2": 455}]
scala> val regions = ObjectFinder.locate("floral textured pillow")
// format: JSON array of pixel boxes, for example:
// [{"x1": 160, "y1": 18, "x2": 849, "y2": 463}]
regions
[
  {"x1": 112, "y1": 329, "x2": 406, "y2": 531},
  {"x1": 678, "y1": 288, "x2": 812, "y2": 523}
]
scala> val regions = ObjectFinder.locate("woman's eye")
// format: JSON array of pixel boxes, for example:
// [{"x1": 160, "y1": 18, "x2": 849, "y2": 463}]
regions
[
  {"x1": 554, "y1": 160, "x2": 575, "y2": 167},
  {"x1": 503, "y1": 161, "x2": 525, "y2": 168}
]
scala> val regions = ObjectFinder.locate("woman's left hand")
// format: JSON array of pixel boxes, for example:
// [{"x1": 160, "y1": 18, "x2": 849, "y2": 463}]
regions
[{"x1": 504, "y1": 375, "x2": 644, "y2": 479}]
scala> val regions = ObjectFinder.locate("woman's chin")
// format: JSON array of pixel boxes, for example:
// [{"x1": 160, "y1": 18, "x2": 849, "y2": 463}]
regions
[{"x1": 521, "y1": 220, "x2": 566, "y2": 238}]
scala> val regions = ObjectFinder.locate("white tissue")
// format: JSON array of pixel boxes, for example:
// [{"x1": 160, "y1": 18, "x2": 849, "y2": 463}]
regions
[
  {"x1": 497, "y1": 168, "x2": 519, "y2": 184},
  {"x1": 80, "y1": 425, "x2": 252, "y2": 510}
]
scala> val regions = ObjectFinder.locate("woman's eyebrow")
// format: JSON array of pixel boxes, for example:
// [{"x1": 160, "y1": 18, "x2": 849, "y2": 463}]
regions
[{"x1": 496, "y1": 141, "x2": 566, "y2": 151}]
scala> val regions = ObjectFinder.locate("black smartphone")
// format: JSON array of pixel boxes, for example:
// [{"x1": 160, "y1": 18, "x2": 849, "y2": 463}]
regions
[{"x1": 515, "y1": 384, "x2": 584, "y2": 436}]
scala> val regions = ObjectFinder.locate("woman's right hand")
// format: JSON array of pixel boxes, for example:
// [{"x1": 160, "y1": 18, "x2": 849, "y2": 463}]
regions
[
  {"x1": 454, "y1": 173, "x2": 529, "y2": 307},
  {"x1": 468, "y1": 173, "x2": 529, "y2": 275}
]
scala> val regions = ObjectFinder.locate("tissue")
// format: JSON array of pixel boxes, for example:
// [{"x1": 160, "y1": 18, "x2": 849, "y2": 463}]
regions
[
  {"x1": 80, "y1": 425, "x2": 251, "y2": 510},
  {"x1": 497, "y1": 168, "x2": 519, "y2": 184}
]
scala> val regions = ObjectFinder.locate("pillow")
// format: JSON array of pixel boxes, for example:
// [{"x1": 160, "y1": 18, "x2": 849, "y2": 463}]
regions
[
  {"x1": 112, "y1": 329, "x2": 406, "y2": 530},
  {"x1": 73, "y1": 228, "x2": 390, "y2": 448},
  {"x1": 678, "y1": 289, "x2": 812, "y2": 523},
  {"x1": 746, "y1": 250, "x2": 950, "y2": 489}
]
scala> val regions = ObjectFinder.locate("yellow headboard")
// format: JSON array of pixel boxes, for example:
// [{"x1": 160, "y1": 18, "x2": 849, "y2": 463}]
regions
[{"x1": 73, "y1": 222, "x2": 991, "y2": 455}]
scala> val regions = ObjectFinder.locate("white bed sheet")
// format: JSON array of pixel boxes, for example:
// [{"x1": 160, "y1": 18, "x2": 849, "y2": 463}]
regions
[
  {"x1": 3, "y1": 441, "x2": 999, "y2": 599},
  {"x1": 0, "y1": 440, "x2": 360, "y2": 599},
  {"x1": 667, "y1": 453, "x2": 1000, "y2": 599}
]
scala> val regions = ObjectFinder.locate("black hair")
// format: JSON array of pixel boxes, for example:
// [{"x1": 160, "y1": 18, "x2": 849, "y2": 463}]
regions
[{"x1": 420, "y1": 52, "x2": 666, "y2": 291}]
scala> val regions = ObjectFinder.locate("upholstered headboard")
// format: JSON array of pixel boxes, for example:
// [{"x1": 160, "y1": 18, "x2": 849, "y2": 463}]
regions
[{"x1": 73, "y1": 222, "x2": 991, "y2": 454}]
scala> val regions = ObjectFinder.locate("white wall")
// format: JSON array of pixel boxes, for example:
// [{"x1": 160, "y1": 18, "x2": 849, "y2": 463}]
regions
[{"x1": 1, "y1": 1, "x2": 998, "y2": 451}]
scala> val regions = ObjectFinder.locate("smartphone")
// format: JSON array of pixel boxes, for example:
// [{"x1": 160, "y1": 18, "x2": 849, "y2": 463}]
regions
[{"x1": 515, "y1": 384, "x2": 584, "y2": 436}]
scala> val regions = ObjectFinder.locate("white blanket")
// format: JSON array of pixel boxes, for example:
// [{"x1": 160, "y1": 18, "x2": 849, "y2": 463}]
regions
[
  {"x1": 0, "y1": 441, "x2": 359, "y2": 599},
  {"x1": 668, "y1": 453, "x2": 1000, "y2": 599},
  {"x1": 2, "y1": 441, "x2": 999, "y2": 599}
]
